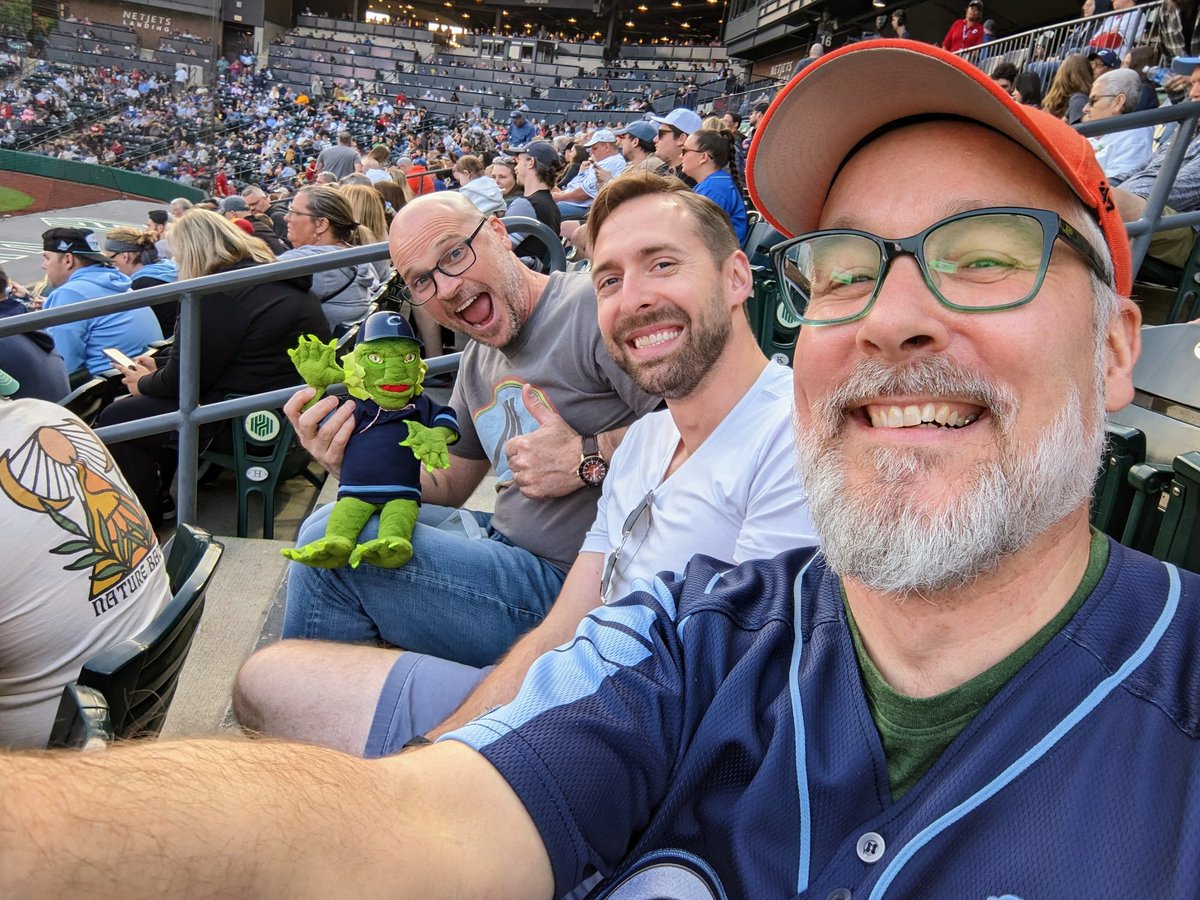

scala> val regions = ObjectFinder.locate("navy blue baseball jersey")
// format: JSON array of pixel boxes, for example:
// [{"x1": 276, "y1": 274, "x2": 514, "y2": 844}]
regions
[
  {"x1": 447, "y1": 540, "x2": 1200, "y2": 898},
  {"x1": 337, "y1": 394, "x2": 458, "y2": 503}
]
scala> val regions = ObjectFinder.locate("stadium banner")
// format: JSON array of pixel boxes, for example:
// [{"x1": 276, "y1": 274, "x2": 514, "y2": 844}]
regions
[
  {"x1": 751, "y1": 49, "x2": 810, "y2": 82},
  {"x1": 67, "y1": 0, "x2": 219, "y2": 46}
]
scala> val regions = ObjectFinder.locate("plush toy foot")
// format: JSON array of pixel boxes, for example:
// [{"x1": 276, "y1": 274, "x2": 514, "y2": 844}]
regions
[
  {"x1": 350, "y1": 537, "x2": 414, "y2": 569},
  {"x1": 281, "y1": 536, "x2": 355, "y2": 568}
]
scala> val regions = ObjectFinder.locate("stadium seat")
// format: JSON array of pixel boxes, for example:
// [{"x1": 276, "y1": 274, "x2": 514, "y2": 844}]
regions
[
  {"x1": 503, "y1": 216, "x2": 568, "y2": 273},
  {"x1": 1091, "y1": 422, "x2": 1145, "y2": 537},
  {"x1": 201, "y1": 400, "x2": 322, "y2": 539},
  {"x1": 46, "y1": 524, "x2": 224, "y2": 749}
]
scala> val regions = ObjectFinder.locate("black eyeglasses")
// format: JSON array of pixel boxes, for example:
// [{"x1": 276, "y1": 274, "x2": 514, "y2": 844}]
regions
[
  {"x1": 600, "y1": 490, "x2": 653, "y2": 603},
  {"x1": 399, "y1": 218, "x2": 488, "y2": 306},
  {"x1": 1083, "y1": 93, "x2": 1119, "y2": 107},
  {"x1": 680, "y1": 146, "x2": 707, "y2": 156},
  {"x1": 771, "y1": 206, "x2": 1111, "y2": 327},
  {"x1": 656, "y1": 128, "x2": 676, "y2": 137}
]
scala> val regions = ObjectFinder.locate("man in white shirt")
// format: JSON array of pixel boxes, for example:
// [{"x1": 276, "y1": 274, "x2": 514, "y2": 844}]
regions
[
  {"x1": 1083, "y1": 68, "x2": 1153, "y2": 185},
  {"x1": 551, "y1": 129, "x2": 627, "y2": 219}
]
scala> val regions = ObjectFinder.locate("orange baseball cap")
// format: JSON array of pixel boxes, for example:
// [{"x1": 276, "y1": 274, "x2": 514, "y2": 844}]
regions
[{"x1": 747, "y1": 39, "x2": 1132, "y2": 296}]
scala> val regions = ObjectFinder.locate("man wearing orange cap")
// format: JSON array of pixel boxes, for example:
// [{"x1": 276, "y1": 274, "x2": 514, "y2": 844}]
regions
[{"x1": 3, "y1": 41, "x2": 1200, "y2": 900}]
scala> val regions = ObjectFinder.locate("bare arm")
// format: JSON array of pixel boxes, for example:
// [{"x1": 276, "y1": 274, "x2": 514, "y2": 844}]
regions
[
  {"x1": 284, "y1": 387, "x2": 490, "y2": 506},
  {"x1": 0, "y1": 740, "x2": 553, "y2": 898},
  {"x1": 430, "y1": 552, "x2": 604, "y2": 738}
]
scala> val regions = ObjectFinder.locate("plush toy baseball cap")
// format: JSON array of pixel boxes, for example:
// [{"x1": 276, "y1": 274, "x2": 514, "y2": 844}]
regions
[{"x1": 747, "y1": 39, "x2": 1132, "y2": 296}]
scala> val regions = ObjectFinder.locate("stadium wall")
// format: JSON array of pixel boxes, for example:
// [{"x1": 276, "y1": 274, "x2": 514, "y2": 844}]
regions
[{"x1": 0, "y1": 151, "x2": 207, "y2": 203}]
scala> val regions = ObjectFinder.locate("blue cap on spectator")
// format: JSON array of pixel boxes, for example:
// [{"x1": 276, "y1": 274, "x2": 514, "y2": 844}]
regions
[
  {"x1": 1087, "y1": 49, "x2": 1120, "y2": 70},
  {"x1": 413, "y1": 157, "x2": 427, "y2": 166},
  {"x1": 614, "y1": 121, "x2": 657, "y2": 143},
  {"x1": 1171, "y1": 55, "x2": 1200, "y2": 75}
]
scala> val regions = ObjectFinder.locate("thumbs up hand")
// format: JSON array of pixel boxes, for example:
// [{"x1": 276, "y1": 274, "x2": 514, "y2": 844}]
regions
[{"x1": 502, "y1": 384, "x2": 586, "y2": 499}]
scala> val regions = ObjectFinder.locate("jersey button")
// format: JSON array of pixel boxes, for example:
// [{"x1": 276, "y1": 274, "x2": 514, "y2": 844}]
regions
[
  {"x1": 856, "y1": 831, "x2": 886, "y2": 863},
  {"x1": 826, "y1": 890, "x2": 853, "y2": 900}
]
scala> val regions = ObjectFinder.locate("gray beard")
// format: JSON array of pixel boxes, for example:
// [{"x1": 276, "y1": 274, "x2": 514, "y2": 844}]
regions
[{"x1": 793, "y1": 356, "x2": 1105, "y2": 595}]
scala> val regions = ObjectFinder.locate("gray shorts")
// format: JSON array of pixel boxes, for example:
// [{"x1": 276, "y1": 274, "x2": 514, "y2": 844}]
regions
[{"x1": 363, "y1": 652, "x2": 491, "y2": 758}]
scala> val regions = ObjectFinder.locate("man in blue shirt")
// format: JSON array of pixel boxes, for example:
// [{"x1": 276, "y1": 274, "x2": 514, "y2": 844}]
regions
[
  {"x1": 506, "y1": 110, "x2": 536, "y2": 146},
  {"x1": 680, "y1": 128, "x2": 748, "y2": 243},
  {"x1": 39, "y1": 228, "x2": 162, "y2": 378}
]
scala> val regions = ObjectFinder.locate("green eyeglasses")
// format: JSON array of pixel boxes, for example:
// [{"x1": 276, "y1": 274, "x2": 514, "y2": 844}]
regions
[{"x1": 771, "y1": 207, "x2": 1111, "y2": 327}]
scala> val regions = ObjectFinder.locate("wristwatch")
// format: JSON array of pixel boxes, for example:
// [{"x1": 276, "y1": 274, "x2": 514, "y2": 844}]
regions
[{"x1": 578, "y1": 434, "x2": 608, "y2": 487}]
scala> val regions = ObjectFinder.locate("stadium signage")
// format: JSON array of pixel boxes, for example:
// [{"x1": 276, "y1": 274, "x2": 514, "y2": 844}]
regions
[{"x1": 122, "y1": 9, "x2": 174, "y2": 33}]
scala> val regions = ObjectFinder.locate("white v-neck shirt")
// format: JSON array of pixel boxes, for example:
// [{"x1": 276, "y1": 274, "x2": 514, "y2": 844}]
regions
[{"x1": 582, "y1": 362, "x2": 816, "y2": 602}]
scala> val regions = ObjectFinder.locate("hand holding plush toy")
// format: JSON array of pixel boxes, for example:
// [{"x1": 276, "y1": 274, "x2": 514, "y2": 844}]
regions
[{"x1": 282, "y1": 312, "x2": 459, "y2": 569}]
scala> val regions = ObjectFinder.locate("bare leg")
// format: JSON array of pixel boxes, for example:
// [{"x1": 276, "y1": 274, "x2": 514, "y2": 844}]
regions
[{"x1": 233, "y1": 639, "x2": 403, "y2": 755}]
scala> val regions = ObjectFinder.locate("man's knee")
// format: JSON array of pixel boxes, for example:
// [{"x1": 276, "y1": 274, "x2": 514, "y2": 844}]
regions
[{"x1": 232, "y1": 641, "x2": 304, "y2": 735}]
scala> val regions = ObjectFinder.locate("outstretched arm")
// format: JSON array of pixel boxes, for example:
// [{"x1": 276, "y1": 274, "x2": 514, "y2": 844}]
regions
[{"x1": 0, "y1": 739, "x2": 553, "y2": 898}]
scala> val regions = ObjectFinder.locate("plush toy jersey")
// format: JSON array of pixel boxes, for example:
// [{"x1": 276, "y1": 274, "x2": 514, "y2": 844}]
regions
[{"x1": 282, "y1": 314, "x2": 459, "y2": 569}]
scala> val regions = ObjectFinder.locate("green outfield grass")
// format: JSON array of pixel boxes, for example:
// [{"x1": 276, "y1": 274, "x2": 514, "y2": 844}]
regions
[{"x1": 0, "y1": 186, "x2": 34, "y2": 214}]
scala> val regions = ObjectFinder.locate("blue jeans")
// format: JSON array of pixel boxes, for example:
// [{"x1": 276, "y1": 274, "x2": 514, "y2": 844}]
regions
[
  {"x1": 283, "y1": 503, "x2": 567, "y2": 668},
  {"x1": 556, "y1": 200, "x2": 592, "y2": 219}
]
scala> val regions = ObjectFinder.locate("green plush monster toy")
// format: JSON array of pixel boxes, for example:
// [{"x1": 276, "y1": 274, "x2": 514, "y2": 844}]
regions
[{"x1": 282, "y1": 312, "x2": 459, "y2": 569}]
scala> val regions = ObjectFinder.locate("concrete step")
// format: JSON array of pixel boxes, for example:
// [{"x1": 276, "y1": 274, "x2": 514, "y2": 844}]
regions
[{"x1": 161, "y1": 536, "x2": 292, "y2": 738}]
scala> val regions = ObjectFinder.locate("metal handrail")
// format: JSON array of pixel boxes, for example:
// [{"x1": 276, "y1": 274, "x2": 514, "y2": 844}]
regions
[{"x1": 0, "y1": 241, "x2": 460, "y2": 526}]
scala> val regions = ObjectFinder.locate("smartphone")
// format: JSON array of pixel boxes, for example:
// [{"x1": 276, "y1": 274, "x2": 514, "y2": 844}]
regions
[{"x1": 103, "y1": 348, "x2": 137, "y2": 369}]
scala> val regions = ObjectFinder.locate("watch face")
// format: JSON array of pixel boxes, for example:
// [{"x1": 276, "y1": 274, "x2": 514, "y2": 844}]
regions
[{"x1": 579, "y1": 456, "x2": 609, "y2": 486}]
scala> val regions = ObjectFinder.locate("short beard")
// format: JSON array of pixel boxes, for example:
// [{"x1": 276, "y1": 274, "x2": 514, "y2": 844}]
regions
[
  {"x1": 793, "y1": 355, "x2": 1105, "y2": 595},
  {"x1": 607, "y1": 296, "x2": 731, "y2": 399},
  {"x1": 477, "y1": 257, "x2": 528, "y2": 349}
]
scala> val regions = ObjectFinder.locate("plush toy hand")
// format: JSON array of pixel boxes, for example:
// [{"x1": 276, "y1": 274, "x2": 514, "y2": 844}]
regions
[
  {"x1": 288, "y1": 335, "x2": 342, "y2": 403},
  {"x1": 401, "y1": 421, "x2": 453, "y2": 472}
]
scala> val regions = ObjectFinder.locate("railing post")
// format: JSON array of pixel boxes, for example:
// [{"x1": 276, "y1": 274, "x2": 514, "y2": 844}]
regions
[
  {"x1": 1129, "y1": 115, "x2": 1199, "y2": 273},
  {"x1": 176, "y1": 290, "x2": 203, "y2": 527}
]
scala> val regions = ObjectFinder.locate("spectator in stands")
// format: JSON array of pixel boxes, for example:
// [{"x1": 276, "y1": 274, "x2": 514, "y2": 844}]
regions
[
  {"x1": 220, "y1": 195, "x2": 288, "y2": 254},
  {"x1": 276, "y1": 191, "x2": 658, "y2": 670},
  {"x1": 1083, "y1": 68, "x2": 1153, "y2": 185},
  {"x1": 991, "y1": 62, "x2": 1019, "y2": 93},
  {"x1": 278, "y1": 185, "x2": 379, "y2": 330},
  {"x1": 452, "y1": 154, "x2": 507, "y2": 216},
  {"x1": 507, "y1": 140, "x2": 563, "y2": 264},
  {"x1": 1043, "y1": 53, "x2": 1094, "y2": 123},
  {"x1": 102, "y1": 225, "x2": 180, "y2": 335},
  {"x1": 1089, "y1": 0, "x2": 1145, "y2": 59},
  {"x1": 1124, "y1": 46, "x2": 1162, "y2": 111},
  {"x1": 552, "y1": 129, "x2": 627, "y2": 219},
  {"x1": 1063, "y1": 0, "x2": 1113, "y2": 54},
  {"x1": 146, "y1": 210, "x2": 171, "y2": 260},
  {"x1": 790, "y1": 43, "x2": 825, "y2": 78},
  {"x1": 243, "y1": 185, "x2": 290, "y2": 247},
  {"x1": 651, "y1": 108, "x2": 703, "y2": 184},
  {"x1": 1112, "y1": 55, "x2": 1200, "y2": 268},
  {"x1": 39, "y1": 228, "x2": 162, "y2": 379},
  {"x1": 0, "y1": 269, "x2": 68, "y2": 402},
  {"x1": 96, "y1": 209, "x2": 330, "y2": 524},
  {"x1": 1087, "y1": 47, "x2": 1120, "y2": 80},
  {"x1": 891, "y1": 8, "x2": 912, "y2": 39},
  {"x1": 941, "y1": 0, "x2": 986, "y2": 52},
  {"x1": 339, "y1": 183, "x2": 392, "y2": 281},
  {"x1": 680, "y1": 129, "x2": 748, "y2": 243},
  {"x1": 1162, "y1": 0, "x2": 1200, "y2": 62},
  {"x1": 399, "y1": 156, "x2": 436, "y2": 196},
  {"x1": 507, "y1": 109, "x2": 536, "y2": 146},
  {"x1": 373, "y1": 178, "x2": 411, "y2": 223},
  {"x1": 1012, "y1": 70, "x2": 1044, "y2": 107},
  {"x1": 490, "y1": 157, "x2": 521, "y2": 207},
  {"x1": 556, "y1": 141, "x2": 586, "y2": 187},
  {"x1": 614, "y1": 121, "x2": 665, "y2": 174},
  {"x1": 317, "y1": 131, "x2": 360, "y2": 180},
  {"x1": 363, "y1": 144, "x2": 392, "y2": 185},
  {"x1": 0, "y1": 373, "x2": 172, "y2": 748},
  {"x1": 233, "y1": 172, "x2": 816, "y2": 759},
  {"x1": 169, "y1": 198, "x2": 193, "y2": 220}
]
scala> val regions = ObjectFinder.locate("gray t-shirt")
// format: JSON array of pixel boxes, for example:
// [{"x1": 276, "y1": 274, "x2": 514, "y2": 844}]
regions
[
  {"x1": 317, "y1": 143, "x2": 360, "y2": 179},
  {"x1": 450, "y1": 271, "x2": 660, "y2": 570}
]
